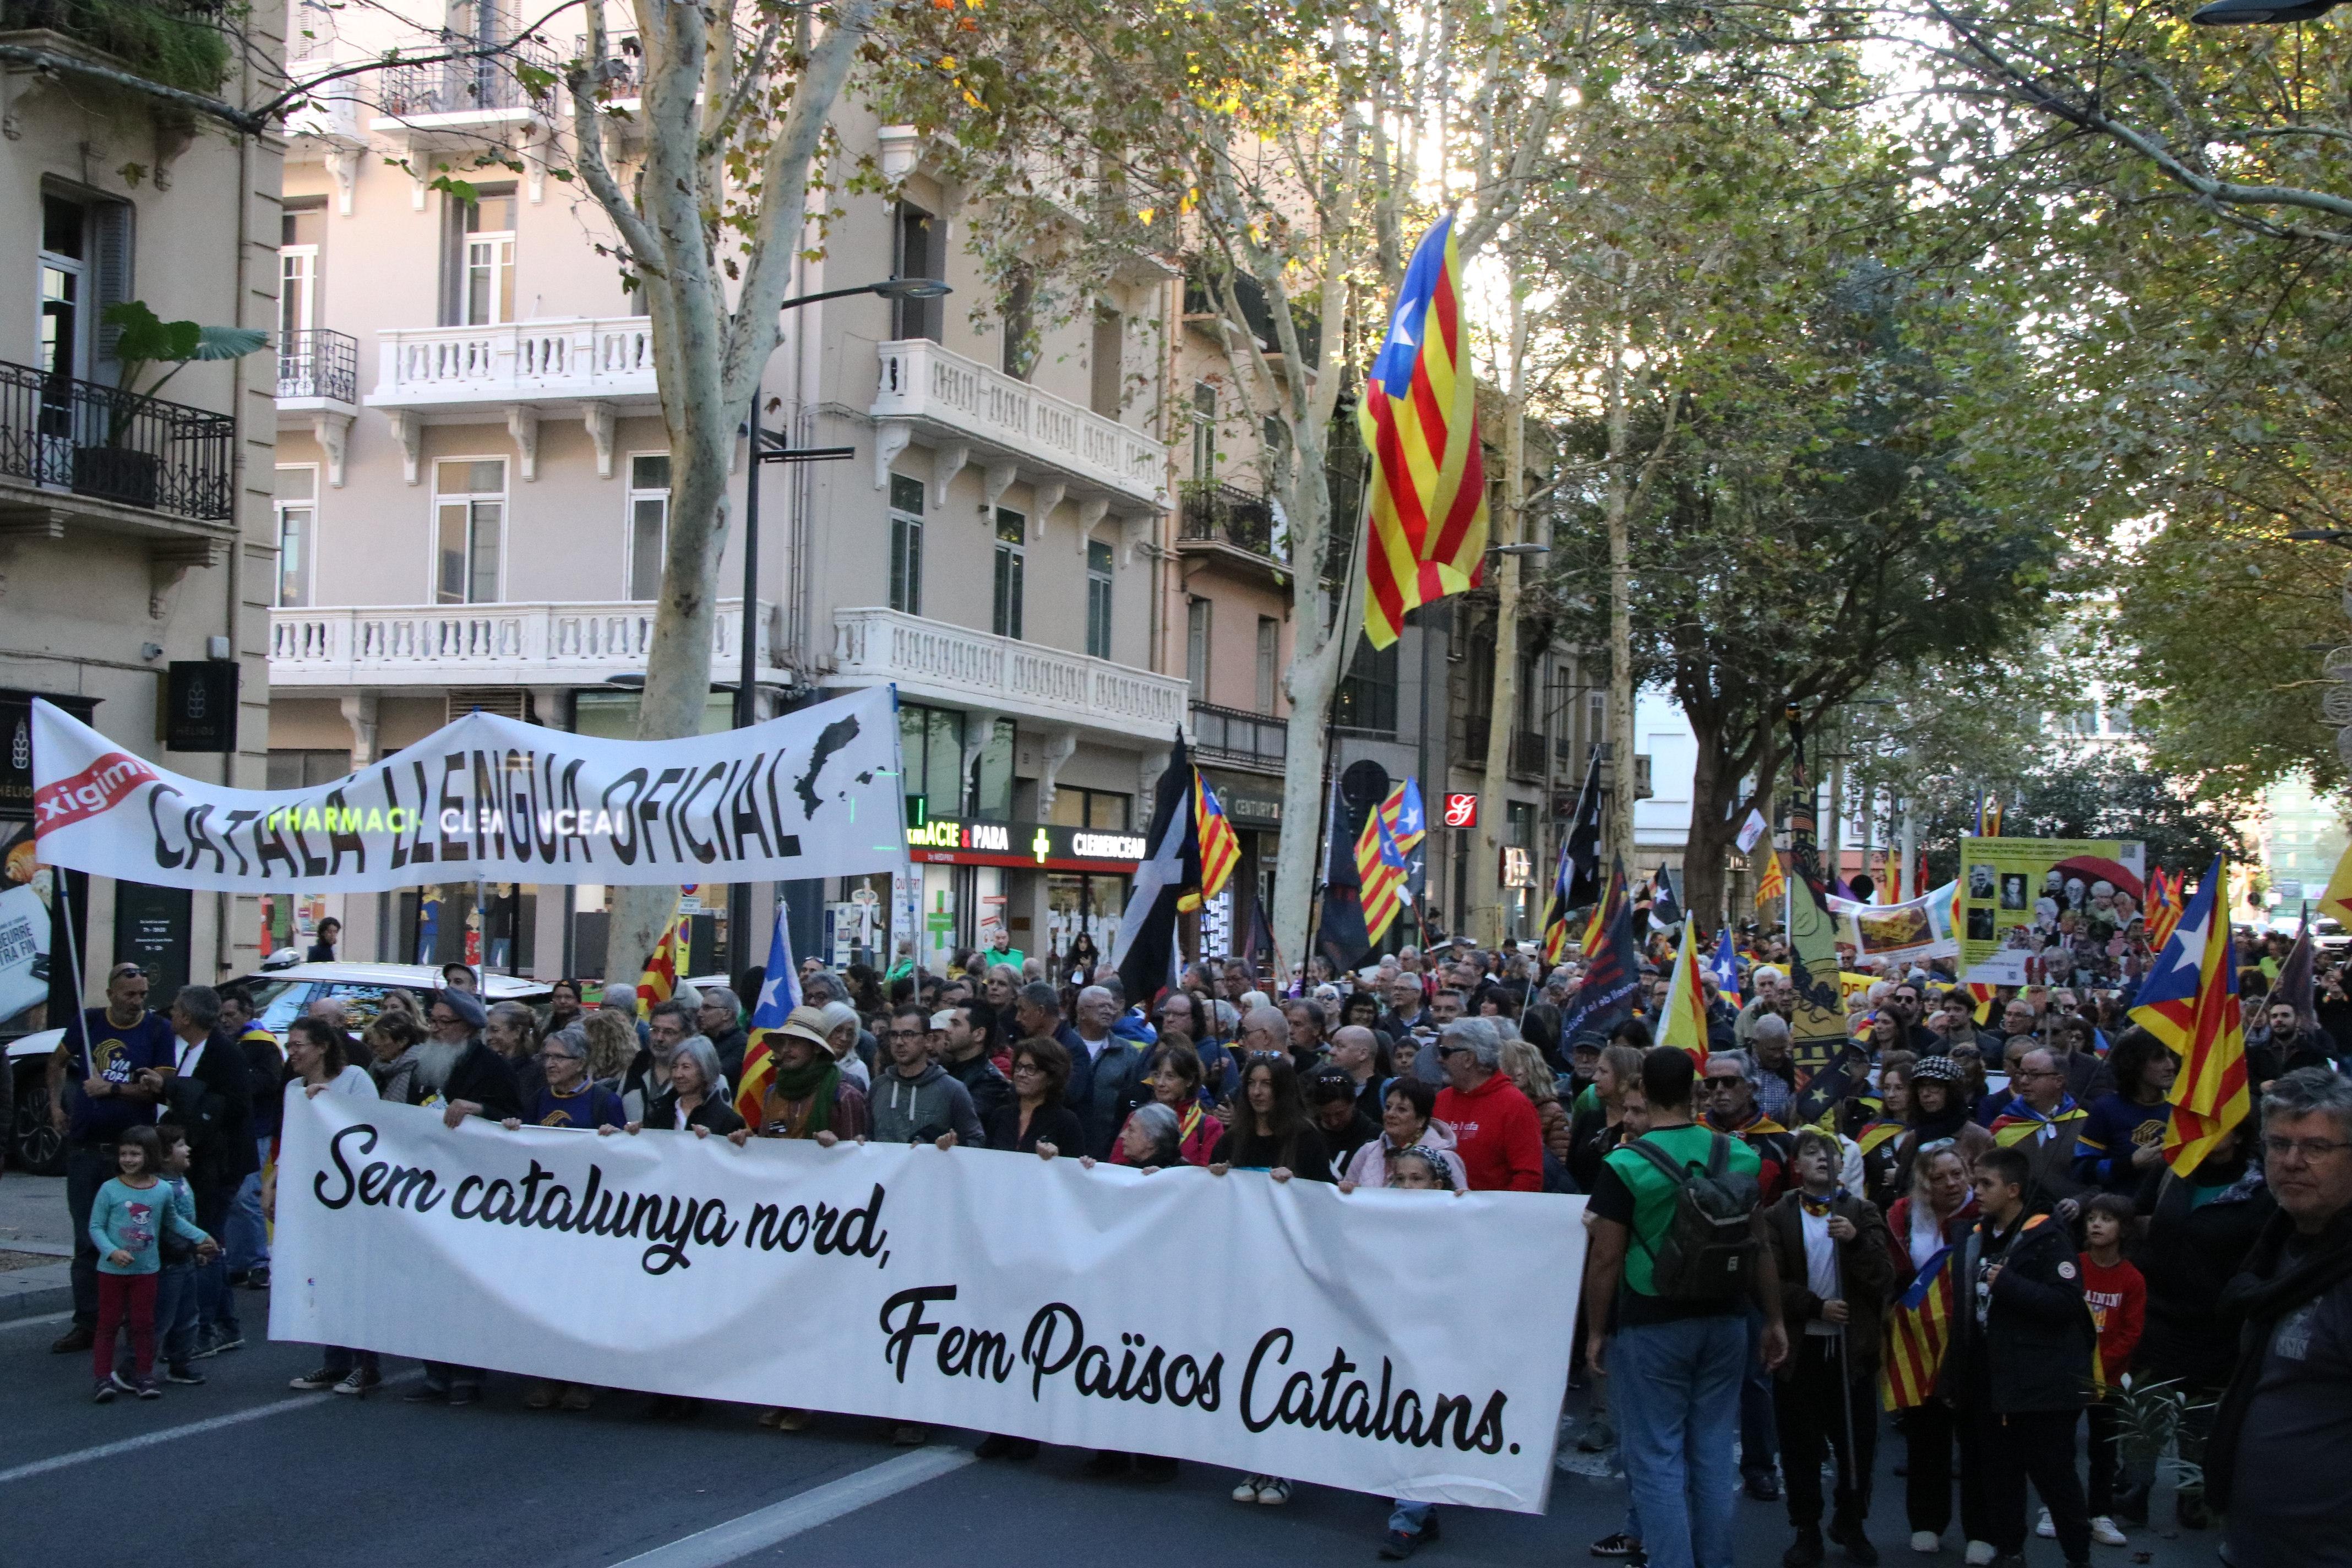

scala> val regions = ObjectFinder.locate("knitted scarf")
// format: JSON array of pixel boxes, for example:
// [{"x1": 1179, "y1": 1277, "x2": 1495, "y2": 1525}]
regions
[{"x1": 765, "y1": 1057, "x2": 841, "y2": 1137}]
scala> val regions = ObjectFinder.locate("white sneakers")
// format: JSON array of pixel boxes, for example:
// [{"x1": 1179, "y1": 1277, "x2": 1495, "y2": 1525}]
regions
[
  {"x1": 1911, "y1": 1531, "x2": 1941, "y2": 1554},
  {"x1": 2037, "y1": 1510, "x2": 2056, "y2": 1539},
  {"x1": 2090, "y1": 1517, "x2": 2128, "y2": 1548},
  {"x1": 1964, "y1": 1542, "x2": 1995, "y2": 1566},
  {"x1": 1233, "y1": 1474, "x2": 1267, "y2": 1502}
]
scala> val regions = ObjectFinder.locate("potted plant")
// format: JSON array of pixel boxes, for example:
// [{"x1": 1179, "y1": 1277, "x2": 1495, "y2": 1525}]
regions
[{"x1": 72, "y1": 301, "x2": 265, "y2": 508}]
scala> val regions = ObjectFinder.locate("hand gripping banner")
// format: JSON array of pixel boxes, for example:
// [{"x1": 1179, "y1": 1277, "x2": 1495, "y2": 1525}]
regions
[{"x1": 30, "y1": 687, "x2": 905, "y2": 892}]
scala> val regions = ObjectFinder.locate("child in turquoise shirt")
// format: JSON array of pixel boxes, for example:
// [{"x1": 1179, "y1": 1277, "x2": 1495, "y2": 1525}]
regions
[{"x1": 89, "y1": 1125, "x2": 213, "y2": 1402}]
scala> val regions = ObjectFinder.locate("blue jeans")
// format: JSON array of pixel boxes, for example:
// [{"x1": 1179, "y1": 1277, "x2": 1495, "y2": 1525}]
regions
[
  {"x1": 155, "y1": 1262, "x2": 202, "y2": 1370},
  {"x1": 224, "y1": 1138, "x2": 271, "y2": 1272},
  {"x1": 1387, "y1": 1500, "x2": 1434, "y2": 1536},
  {"x1": 195, "y1": 1252, "x2": 238, "y2": 1339},
  {"x1": 1613, "y1": 1313, "x2": 1747, "y2": 1568},
  {"x1": 1741, "y1": 1304, "x2": 1779, "y2": 1478}
]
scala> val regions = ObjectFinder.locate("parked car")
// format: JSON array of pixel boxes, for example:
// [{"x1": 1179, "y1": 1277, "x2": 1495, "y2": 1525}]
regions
[{"x1": 6, "y1": 963, "x2": 549, "y2": 1175}]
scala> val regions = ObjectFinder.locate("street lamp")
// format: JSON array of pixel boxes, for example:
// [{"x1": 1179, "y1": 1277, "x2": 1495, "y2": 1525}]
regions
[
  {"x1": 2288, "y1": 528, "x2": 2352, "y2": 547},
  {"x1": 1490, "y1": 542, "x2": 1551, "y2": 558},
  {"x1": 728, "y1": 275, "x2": 949, "y2": 973},
  {"x1": 2191, "y1": 0, "x2": 2338, "y2": 23}
]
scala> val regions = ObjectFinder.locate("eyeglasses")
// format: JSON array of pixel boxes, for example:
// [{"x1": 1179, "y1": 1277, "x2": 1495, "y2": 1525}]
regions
[
  {"x1": 1010, "y1": 1060, "x2": 1044, "y2": 1076},
  {"x1": 2263, "y1": 1135, "x2": 2352, "y2": 1163}
]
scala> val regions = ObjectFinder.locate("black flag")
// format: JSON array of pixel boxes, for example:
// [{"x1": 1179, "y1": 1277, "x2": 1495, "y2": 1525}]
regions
[
  {"x1": 1112, "y1": 736, "x2": 1198, "y2": 1008},
  {"x1": 1315, "y1": 774, "x2": 1370, "y2": 974},
  {"x1": 1564, "y1": 745, "x2": 1604, "y2": 908}
]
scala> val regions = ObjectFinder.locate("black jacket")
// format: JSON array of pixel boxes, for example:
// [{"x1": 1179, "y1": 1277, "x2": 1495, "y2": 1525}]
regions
[
  {"x1": 705, "y1": 1024, "x2": 749, "y2": 1085},
  {"x1": 940, "y1": 1049, "x2": 1011, "y2": 1128},
  {"x1": 2131, "y1": 1162, "x2": 2277, "y2": 1387},
  {"x1": 1941, "y1": 1210, "x2": 2094, "y2": 1414},
  {"x1": 164, "y1": 1035, "x2": 256, "y2": 1193},
  {"x1": 1756, "y1": 1190, "x2": 1894, "y2": 1374},
  {"x1": 647, "y1": 1087, "x2": 745, "y2": 1137},
  {"x1": 443, "y1": 1041, "x2": 524, "y2": 1122},
  {"x1": 984, "y1": 1099, "x2": 1085, "y2": 1155}
]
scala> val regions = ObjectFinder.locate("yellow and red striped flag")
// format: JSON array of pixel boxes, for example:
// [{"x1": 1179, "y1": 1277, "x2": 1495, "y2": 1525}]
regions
[
  {"x1": 1880, "y1": 1246, "x2": 1956, "y2": 1411},
  {"x1": 1656, "y1": 918, "x2": 1710, "y2": 1065},
  {"x1": 2144, "y1": 867, "x2": 2181, "y2": 951},
  {"x1": 1179, "y1": 772, "x2": 1241, "y2": 913},
  {"x1": 1755, "y1": 849, "x2": 1787, "y2": 911},
  {"x1": 1355, "y1": 808, "x2": 1407, "y2": 945},
  {"x1": 1358, "y1": 215, "x2": 1489, "y2": 650},
  {"x1": 2132, "y1": 854, "x2": 2247, "y2": 1173},
  {"x1": 636, "y1": 895, "x2": 690, "y2": 1020}
]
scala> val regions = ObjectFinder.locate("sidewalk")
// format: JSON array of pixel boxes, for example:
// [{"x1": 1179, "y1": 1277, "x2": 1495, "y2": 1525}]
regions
[{"x1": 0, "y1": 1173, "x2": 73, "y2": 1322}]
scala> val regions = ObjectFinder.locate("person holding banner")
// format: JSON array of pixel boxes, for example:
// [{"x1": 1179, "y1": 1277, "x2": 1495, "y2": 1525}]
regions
[
  {"x1": 278, "y1": 1015, "x2": 385, "y2": 1397},
  {"x1": 753, "y1": 1007, "x2": 868, "y2": 1145}
]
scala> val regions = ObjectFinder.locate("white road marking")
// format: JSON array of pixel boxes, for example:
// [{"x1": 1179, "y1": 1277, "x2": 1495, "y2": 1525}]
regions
[
  {"x1": 0, "y1": 1373, "x2": 420, "y2": 1485},
  {"x1": 607, "y1": 1446, "x2": 977, "y2": 1567},
  {"x1": 0, "y1": 1310, "x2": 73, "y2": 1333}
]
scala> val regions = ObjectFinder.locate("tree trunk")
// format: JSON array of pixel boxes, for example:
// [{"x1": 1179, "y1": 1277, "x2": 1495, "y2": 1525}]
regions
[
  {"x1": 1472, "y1": 277, "x2": 1529, "y2": 946},
  {"x1": 1603, "y1": 313, "x2": 1637, "y2": 880}
]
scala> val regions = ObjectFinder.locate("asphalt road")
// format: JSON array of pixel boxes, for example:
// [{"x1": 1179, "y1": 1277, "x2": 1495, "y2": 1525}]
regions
[{"x1": 0, "y1": 1273, "x2": 2229, "y2": 1568}]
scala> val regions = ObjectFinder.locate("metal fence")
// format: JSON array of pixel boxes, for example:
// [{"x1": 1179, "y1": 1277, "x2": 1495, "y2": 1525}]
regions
[
  {"x1": 1191, "y1": 701, "x2": 1288, "y2": 771},
  {"x1": 0, "y1": 358, "x2": 235, "y2": 520},
  {"x1": 1178, "y1": 482, "x2": 1278, "y2": 559},
  {"x1": 277, "y1": 328, "x2": 358, "y2": 404},
  {"x1": 378, "y1": 32, "x2": 556, "y2": 117}
]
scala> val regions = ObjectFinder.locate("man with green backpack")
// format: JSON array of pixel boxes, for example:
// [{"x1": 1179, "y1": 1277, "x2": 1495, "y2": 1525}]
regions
[{"x1": 1585, "y1": 1046, "x2": 1789, "y2": 1568}]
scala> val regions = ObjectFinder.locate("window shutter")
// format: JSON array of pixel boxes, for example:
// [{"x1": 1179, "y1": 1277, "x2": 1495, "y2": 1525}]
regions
[{"x1": 92, "y1": 201, "x2": 134, "y2": 373}]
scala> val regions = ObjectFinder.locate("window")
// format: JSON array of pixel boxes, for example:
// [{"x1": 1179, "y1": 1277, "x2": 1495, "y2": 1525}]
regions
[
  {"x1": 1086, "y1": 540, "x2": 1113, "y2": 658},
  {"x1": 897, "y1": 703, "x2": 1013, "y2": 819},
  {"x1": 1186, "y1": 597, "x2": 1211, "y2": 696},
  {"x1": 266, "y1": 749, "x2": 353, "y2": 790},
  {"x1": 1256, "y1": 616, "x2": 1279, "y2": 714},
  {"x1": 992, "y1": 508, "x2": 1025, "y2": 639},
  {"x1": 445, "y1": 187, "x2": 516, "y2": 326},
  {"x1": 37, "y1": 192, "x2": 128, "y2": 387},
  {"x1": 1191, "y1": 382, "x2": 1217, "y2": 483},
  {"x1": 891, "y1": 204, "x2": 941, "y2": 341},
  {"x1": 889, "y1": 473, "x2": 924, "y2": 615},
  {"x1": 280, "y1": 205, "x2": 324, "y2": 340},
  {"x1": 434, "y1": 459, "x2": 505, "y2": 604},
  {"x1": 624, "y1": 454, "x2": 670, "y2": 601},
  {"x1": 275, "y1": 466, "x2": 318, "y2": 607},
  {"x1": 1090, "y1": 306, "x2": 1123, "y2": 416},
  {"x1": 1335, "y1": 635, "x2": 1399, "y2": 736},
  {"x1": 1047, "y1": 787, "x2": 1131, "y2": 830},
  {"x1": 1507, "y1": 800, "x2": 1535, "y2": 850}
]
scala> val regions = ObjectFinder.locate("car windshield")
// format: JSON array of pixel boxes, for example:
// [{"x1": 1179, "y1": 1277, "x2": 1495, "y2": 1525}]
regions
[{"x1": 249, "y1": 979, "x2": 310, "y2": 1036}]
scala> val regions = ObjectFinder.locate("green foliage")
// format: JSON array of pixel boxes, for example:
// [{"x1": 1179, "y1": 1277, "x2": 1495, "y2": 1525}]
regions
[
  {"x1": 99, "y1": 301, "x2": 268, "y2": 438},
  {"x1": 1, "y1": 0, "x2": 232, "y2": 93}
]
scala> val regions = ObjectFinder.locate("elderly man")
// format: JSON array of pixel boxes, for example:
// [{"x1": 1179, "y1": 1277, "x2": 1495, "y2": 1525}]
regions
[
  {"x1": 159, "y1": 985, "x2": 255, "y2": 1358},
  {"x1": 1990, "y1": 1047, "x2": 2089, "y2": 1217},
  {"x1": 1283, "y1": 999, "x2": 1329, "y2": 1071},
  {"x1": 407, "y1": 988, "x2": 520, "y2": 1408},
  {"x1": 1736, "y1": 966, "x2": 1790, "y2": 1046},
  {"x1": 1071, "y1": 984, "x2": 1149, "y2": 1158},
  {"x1": 1380, "y1": 971, "x2": 1431, "y2": 1044},
  {"x1": 696, "y1": 986, "x2": 749, "y2": 1081},
  {"x1": 598, "y1": 981, "x2": 651, "y2": 1048},
  {"x1": 2207, "y1": 1069, "x2": 2352, "y2": 1565},
  {"x1": 1748, "y1": 1014, "x2": 1800, "y2": 1124},
  {"x1": 1431, "y1": 1018, "x2": 1542, "y2": 1192},
  {"x1": 622, "y1": 999, "x2": 694, "y2": 1123},
  {"x1": 1235, "y1": 1003, "x2": 1288, "y2": 1061},
  {"x1": 1326, "y1": 1023, "x2": 1387, "y2": 1123}
]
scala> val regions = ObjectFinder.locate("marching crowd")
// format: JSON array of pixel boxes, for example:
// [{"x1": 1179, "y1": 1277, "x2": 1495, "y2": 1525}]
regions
[{"x1": 31, "y1": 929, "x2": 2352, "y2": 1568}]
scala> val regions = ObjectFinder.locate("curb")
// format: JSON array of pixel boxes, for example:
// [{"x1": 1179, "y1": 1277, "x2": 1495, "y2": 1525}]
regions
[{"x1": 0, "y1": 1261, "x2": 73, "y2": 1322}]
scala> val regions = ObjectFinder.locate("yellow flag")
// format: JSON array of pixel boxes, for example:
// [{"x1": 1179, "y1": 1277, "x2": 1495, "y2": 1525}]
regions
[
  {"x1": 1657, "y1": 919, "x2": 1710, "y2": 1063},
  {"x1": 2320, "y1": 841, "x2": 2352, "y2": 929}
]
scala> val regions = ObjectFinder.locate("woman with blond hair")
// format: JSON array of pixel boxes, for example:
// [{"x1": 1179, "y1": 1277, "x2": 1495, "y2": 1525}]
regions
[
  {"x1": 580, "y1": 1008, "x2": 639, "y2": 1091},
  {"x1": 1499, "y1": 1038, "x2": 1573, "y2": 1177}
]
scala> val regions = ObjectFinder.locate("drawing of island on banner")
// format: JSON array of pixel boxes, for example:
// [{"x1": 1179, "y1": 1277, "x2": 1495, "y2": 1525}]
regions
[{"x1": 1957, "y1": 838, "x2": 2148, "y2": 989}]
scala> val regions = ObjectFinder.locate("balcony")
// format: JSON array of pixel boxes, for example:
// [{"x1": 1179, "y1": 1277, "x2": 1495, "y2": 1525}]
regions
[
  {"x1": 870, "y1": 339, "x2": 1168, "y2": 516},
  {"x1": 279, "y1": 329, "x2": 359, "y2": 409},
  {"x1": 1190, "y1": 701, "x2": 1287, "y2": 775},
  {"x1": 372, "y1": 34, "x2": 556, "y2": 134},
  {"x1": 0, "y1": 358, "x2": 237, "y2": 543},
  {"x1": 1177, "y1": 481, "x2": 1288, "y2": 581},
  {"x1": 1462, "y1": 716, "x2": 1550, "y2": 780},
  {"x1": 269, "y1": 598, "x2": 779, "y2": 690},
  {"x1": 370, "y1": 317, "x2": 657, "y2": 415},
  {"x1": 831, "y1": 606, "x2": 1188, "y2": 742}
]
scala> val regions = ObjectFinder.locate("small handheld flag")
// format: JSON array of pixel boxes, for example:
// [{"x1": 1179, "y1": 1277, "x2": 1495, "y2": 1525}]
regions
[
  {"x1": 1880, "y1": 1247, "x2": 1956, "y2": 1411},
  {"x1": 735, "y1": 902, "x2": 801, "y2": 1126},
  {"x1": 1656, "y1": 919, "x2": 1710, "y2": 1064},
  {"x1": 1709, "y1": 927, "x2": 1743, "y2": 1009}
]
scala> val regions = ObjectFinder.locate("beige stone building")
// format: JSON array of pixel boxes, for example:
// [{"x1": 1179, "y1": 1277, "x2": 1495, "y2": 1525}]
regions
[{"x1": 1, "y1": 0, "x2": 281, "y2": 1026}]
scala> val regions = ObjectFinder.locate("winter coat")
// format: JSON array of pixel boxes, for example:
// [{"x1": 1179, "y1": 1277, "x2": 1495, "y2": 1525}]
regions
[
  {"x1": 1341, "y1": 1120, "x2": 1469, "y2": 1191},
  {"x1": 1940, "y1": 1211, "x2": 2095, "y2": 1415},
  {"x1": 1756, "y1": 1189, "x2": 1894, "y2": 1374},
  {"x1": 2131, "y1": 1161, "x2": 2277, "y2": 1388}
]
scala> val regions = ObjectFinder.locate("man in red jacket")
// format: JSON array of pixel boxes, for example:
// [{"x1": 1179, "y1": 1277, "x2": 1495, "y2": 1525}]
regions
[{"x1": 1433, "y1": 1019, "x2": 1543, "y2": 1191}]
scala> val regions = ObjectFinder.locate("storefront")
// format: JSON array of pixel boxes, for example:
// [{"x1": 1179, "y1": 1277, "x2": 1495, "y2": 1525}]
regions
[
  {"x1": 904, "y1": 815, "x2": 1144, "y2": 972},
  {"x1": 1200, "y1": 770, "x2": 1283, "y2": 949}
]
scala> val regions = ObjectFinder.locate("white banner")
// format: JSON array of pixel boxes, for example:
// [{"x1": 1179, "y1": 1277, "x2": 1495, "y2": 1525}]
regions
[
  {"x1": 270, "y1": 1091, "x2": 1583, "y2": 1511},
  {"x1": 30, "y1": 687, "x2": 904, "y2": 892},
  {"x1": 1828, "y1": 879, "x2": 1958, "y2": 965}
]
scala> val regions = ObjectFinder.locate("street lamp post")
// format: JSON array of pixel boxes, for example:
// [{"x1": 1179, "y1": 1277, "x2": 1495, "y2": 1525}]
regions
[{"x1": 727, "y1": 274, "x2": 950, "y2": 977}]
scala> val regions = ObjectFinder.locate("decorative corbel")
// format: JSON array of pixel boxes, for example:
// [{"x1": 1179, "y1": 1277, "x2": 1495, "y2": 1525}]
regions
[
  {"x1": 151, "y1": 111, "x2": 197, "y2": 192},
  {"x1": 980, "y1": 462, "x2": 1019, "y2": 518},
  {"x1": 313, "y1": 411, "x2": 352, "y2": 487},
  {"x1": 505, "y1": 405, "x2": 540, "y2": 481},
  {"x1": 584, "y1": 402, "x2": 616, "y2": 478},
  {"x1": 323, "y1": 146, "x2": 360, "y2": 215},
  {"x1": 1028, "y1": 481, "x2": 1065, "y2": 543},
  {"x1": 1034, "y1": 726, "x2": 1079, "y2": 817},
  {"x1": 148, "y1": 538, "x2": 223, "y2": 621},
  {"x1": 930, "y1": 442, "x2": 970, "y2": 510},
  {"x1": 959, "y1": 707, "x2": 1004, "y2": 791},
  {"x1": 1139, "y1": 749, "x2": 1170, "y2": 808},
  {"x1": 521, "y1": 122, "x2": 551, "y2": 203},
  {"x1": 1120, "y1": 511, "x2": 1153, "y2": 565},
  {"x1": 384, "y1": 408, "x2": 423, "y2": 484},
  {"x1": 339, "y1": 692, "x2": 381, "y2": 766},
  {"x1": 0, "y1": 510, "x2": 68, "y2": 601},
  {"x1": 1075, "y1": 495, "x2": 1110, "y2": 556},
  {"x1": 873, "y1": 420, "x2": 912, "y2": 490}
]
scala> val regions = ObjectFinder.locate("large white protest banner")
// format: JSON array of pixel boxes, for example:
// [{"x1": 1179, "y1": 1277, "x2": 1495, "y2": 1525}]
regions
[
  {"x1": 29, "y1": 687, "x2": 902, "y2": 892},
  {"x1": 270, "y1": 1091, "x2": 1585, "y2": 1511}
]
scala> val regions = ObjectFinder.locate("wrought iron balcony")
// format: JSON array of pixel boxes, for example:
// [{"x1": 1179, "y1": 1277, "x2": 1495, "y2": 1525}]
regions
[
  {"x1": 278, "y1": 329, "x2": 359, "y2": 406},
  {"x1": 0, "y1": 358, "x2": 234, "y2": 521},
  {"x1": 1190, "y1": 701, "x2": 1287, "y2": 774},
  {"x1": 1462, "y1": 716, "x2": 1549, "y2": 780},
  {"x1": 1177, "y1": 482, "x2": 1280, "y2": 562},
  {"x1": 376, "y1": 34, "x2": 556, "y2": 120}
]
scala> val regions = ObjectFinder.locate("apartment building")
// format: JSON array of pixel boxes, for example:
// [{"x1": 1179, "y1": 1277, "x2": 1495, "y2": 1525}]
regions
[
  {"x1": 265, "y1": 15, "x2": 1189, "y2": 976},
  {"x1": 1, "y1": 0, "x2": 280, "y2": 1031}
]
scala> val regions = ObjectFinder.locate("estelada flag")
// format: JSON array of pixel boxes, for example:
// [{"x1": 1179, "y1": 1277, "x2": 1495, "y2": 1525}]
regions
[
  {"x1": 1358, "y1": 215, "x2": 1488, "y2": 650},
  {"x1": 2132, "y1": 854, "x2": 2248, "y2": 1173},
  {"x1": 1355, "y1": 805, "x2": 1407, "y2": 945},
  {"x1": 1880, "y1": 1246, "x2": 1956, "y2": 1411},
  {"x1": 1179, "y1": 771, "x2": 1240, "y2": 914},
  {"x1": 2145, "y1": 867, "x2": 2183, "y2": 951},
  {"x1": 636, "y1": 895, "x2": 690, "y2": 1020},
  {"x1": 2317, "y1": 842, "x2": 2352, "y2": 930},
  {"x1": 1656, "y1": 918, "x2": 1710, "y2": 1064},
  {"x1": 736, "y1": 899, "x2": 801, "y2": 1128}
]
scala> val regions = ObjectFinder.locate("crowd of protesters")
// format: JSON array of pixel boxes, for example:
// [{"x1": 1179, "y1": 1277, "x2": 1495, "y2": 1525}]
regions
[{"x1": 28, "y1": 920, "x2": 2352, "y2": 1568}]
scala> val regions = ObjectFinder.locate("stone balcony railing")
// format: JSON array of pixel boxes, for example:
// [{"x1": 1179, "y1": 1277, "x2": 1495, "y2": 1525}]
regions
[
  {"x1": 269, "y1": 599, "x2": 777, "y2": 689},
  {"x1": 831, "y1": 606, "x2": 1187, "y2": 738},
  {"x1": 368, "y1": 316, "x2": 659, "y2": 414},
  {"x1": 870, "y1": 338, "x2": 1169, "y2": 513}
]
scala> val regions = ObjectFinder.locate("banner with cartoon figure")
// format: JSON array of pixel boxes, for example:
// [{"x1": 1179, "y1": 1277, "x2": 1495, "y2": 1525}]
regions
[{"x1": 1957, "y1": 839, "x2": 2147, "y2": 988}]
